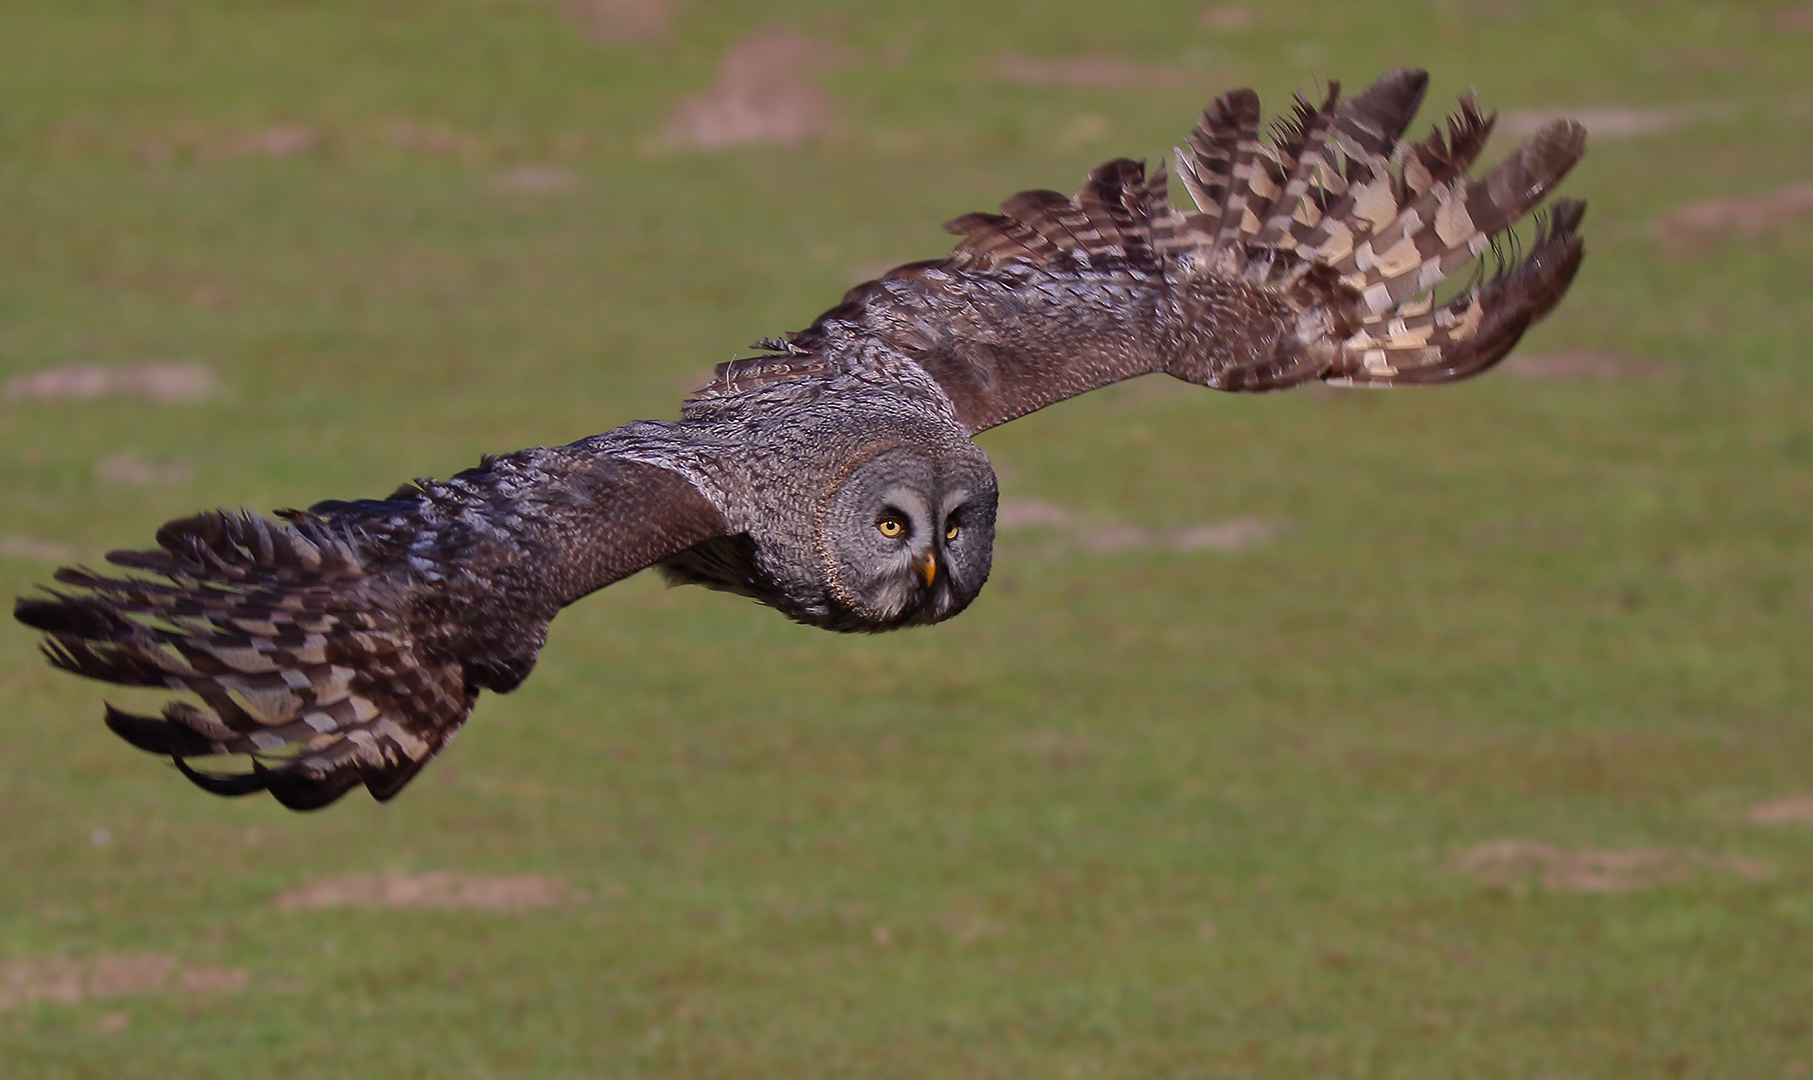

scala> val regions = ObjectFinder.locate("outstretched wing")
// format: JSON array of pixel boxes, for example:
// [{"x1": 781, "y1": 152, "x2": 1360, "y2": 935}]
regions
[
  {"x1": 15, "y1": 445, "x2": 726, "y2": 810},
  {"x1": 693, "y1": 69, "x2": 1587, "y2": 434}
]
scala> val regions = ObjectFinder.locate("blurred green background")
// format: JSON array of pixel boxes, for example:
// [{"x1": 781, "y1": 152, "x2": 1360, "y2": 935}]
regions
[{"x1": 3, "y1": 1, "x2": 1811, "y2": 1076}]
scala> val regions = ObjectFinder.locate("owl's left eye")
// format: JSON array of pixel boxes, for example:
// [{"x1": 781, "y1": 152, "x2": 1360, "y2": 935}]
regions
[{"x1": 945, "y1": 521, "x2": 960, "y2": 541}]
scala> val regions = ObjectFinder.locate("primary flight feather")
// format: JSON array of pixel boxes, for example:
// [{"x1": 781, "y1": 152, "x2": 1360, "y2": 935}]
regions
[{"x1": 15, "y1": 70, "x2": 1586, "y2": 810}]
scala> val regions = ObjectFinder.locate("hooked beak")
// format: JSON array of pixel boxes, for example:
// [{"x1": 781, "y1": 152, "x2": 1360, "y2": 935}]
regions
[{"x1": 913, "y1": 550, "x2": 938, "y2": 587}]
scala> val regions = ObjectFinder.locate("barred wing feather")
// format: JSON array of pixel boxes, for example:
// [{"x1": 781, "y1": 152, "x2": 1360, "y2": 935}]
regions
[
  {"x1": 695, "y1": 68, "x2": 1586, "y2": 433},
  {"x1": 16, "y1": 453, "x2": 726, "y2": 809}
]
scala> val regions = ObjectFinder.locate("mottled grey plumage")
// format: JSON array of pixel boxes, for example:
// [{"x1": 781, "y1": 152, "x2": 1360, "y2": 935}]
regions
[{"x1": 15, "y1": 70, "x2": 1587, "y2": 809}]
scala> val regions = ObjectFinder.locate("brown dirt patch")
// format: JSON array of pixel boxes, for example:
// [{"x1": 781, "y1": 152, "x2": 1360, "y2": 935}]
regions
[
  {"x1": 1500, "y1": 350, "x2": 1662, "y2": 381},
  {"x1": 273, "y1": 872, "x2": 580, "y2": 911},
  {"x1": 0, "y1": 953, "x2": 247, "y2": 1011},
  {"x1": 1199, "y1": 5, "x2": 1255, "y2": 31},
  {"x1": 997, "y1": 498, "x2": 1273, "y2": 554},
  {"x1": 661, "y1": 30, "x2": 841, "y2": 150},
  {"x1": 0, "y1": 537, "x2": 76, "y2": 562},
  {"x1": 1169, "y1": 518, "x2": 1273, "y2": 552},
  {"x1": 1009, "y1": 729, "x2": 1094, "y2": 768},
  {"x1": 932, "y1": 906, "x2": 1001, "y2": 946},
  {"x1": 137, "y1": 125, "x2": 318, "y2": 165},
  {"x1": 995, "y1": 499, "x2": 1076, "y2": 530},
  {"x1": 225, "y1": 125, "x2": 317, "y2": 158},
  {"x1": 1652, "y1": 182, "x2": 1813, "y2": 255},
  {"x1": 993, "y1": 53, "x2": 1192, "y2": 90},
  {"x1": 491, "y1": 164, "x2": 578, "y2": 193},
  {"x1": 4, "y1": 362, "x2": 216, "y2": 403},
  {"x1": 191, "y1": 283, "x2": 235, "y2": 310},
  {"x1": 96, "y1": 452, "x2": 191, "y2": 487},
  {"x1": 1457, "y1": 840, "x2": 1769, "y2": 894},
  {"x1": 1775, "y1": 6, "x2": 1813, "y2": 30},
  {"x1": 559, "y1": 0, "x2": 672, "y2": 43},
  {"x1": 1503, "y1": 106, "x2": 1695, "y2": 139},
  {"x1": 1748, "y1": 795, "x2": 1813, "y2": 825},
  {"x1": 389, "y1": 120, "x2": 487, "y2": 159}
]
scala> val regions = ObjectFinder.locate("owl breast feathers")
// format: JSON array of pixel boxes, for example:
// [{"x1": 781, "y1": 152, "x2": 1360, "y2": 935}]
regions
[{"x1": 16, "y1": 69, "x2": 1586, "y2": 809}]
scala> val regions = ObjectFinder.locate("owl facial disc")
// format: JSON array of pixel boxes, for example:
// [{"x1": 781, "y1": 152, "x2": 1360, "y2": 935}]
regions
[{"x1": 821, "y1": 443, "x2": 997, "y2": 631}]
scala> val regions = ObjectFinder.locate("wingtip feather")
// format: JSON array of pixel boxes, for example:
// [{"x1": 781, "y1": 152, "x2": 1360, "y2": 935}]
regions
[{"x1": 104, "y1": 704, "x2": 220, "y2": 757}]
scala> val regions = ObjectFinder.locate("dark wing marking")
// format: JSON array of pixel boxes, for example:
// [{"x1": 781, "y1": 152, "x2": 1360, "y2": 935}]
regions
[
  {"x1": 16, "y1": 450, "x2": 726, "y2": 810},
  {"x1": 691, "y1": 69, "x2": 1586, "y2": 434}
]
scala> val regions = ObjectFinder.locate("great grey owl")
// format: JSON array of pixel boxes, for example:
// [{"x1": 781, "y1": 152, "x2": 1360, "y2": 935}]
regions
[{"x1": 15, "y1": 70, "x2": 1587, "y2": 810}]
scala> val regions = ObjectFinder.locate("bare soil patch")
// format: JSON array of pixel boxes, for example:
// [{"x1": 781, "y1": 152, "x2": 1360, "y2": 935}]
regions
[
  {"x1": 96, "y1": 452, "x2": 191, "y2": 487},
  {"x1": 932, "y1": 905, "x2": 1001, "y2": 946},
  {"x1": 1500, "y1": 350, "x2": 1661, "y2": 381},
  {"x1": 1503, "y1": 106, "x2": 1695, "y2": 139},
  {"x1": 997, "y1": 498, "x2": 1273, "y2": 555},
  {"x1": 995, "y1": 499, "x2": 1076, "y2": 530},
  {"x1": 0, "y1": 537, "x2": 76, "y2": 562},
  {"x1": 4, "y1": 363, "x2": 216, "y2": 403},
  {"x1": 273, "y1": 872, "x2": 579, "y2": 911},
  {"x1": 661, "y1": 30, "x2": 840, "y2": 150},
  {"x1": 560, "y1": 0, "x2": 672, "y2": 43},
  {"x1": 1169, "y1": 518, "x2": 1273, "y2": 552},
  {"x1": 1747, "y1": 795, "x2": 1813, "y2": 825},
  {"x1": 1008, "y1": 729, "x2": 1094, "y2": 768},
  {"x1": 1775, "y1": 6, "x2": 1813, "y2": 30},
  {"x1": 0, "y1": 953, "x2": 246, "y2": 1011},
  {"x1": 1199, "y1": 5, "x2": 1255, "y2": 31},
  {"x1": 993, "y1": 53, "x2": 1192, "y2": 90},
  {"x1": 190, "y1": 283, "x2": 235, "y2": 310},
  {"x1": 225, "y1": 125, "x2": 318, "y2": 158},
  {"x1": 1652, "y1": 182, "x2": 1813, "y2": 255},
  {"x1": 389, "y1": 120, "x2": 488, "y2": 159},
  {"x1": 137, "y1": 125, "x2": 318, "y2": 165},
  {"x1": 492, "y1": 164, "x2": 578, "y2": 193},
  {"x1": 1457, "y1": 840, "x2": 1768, "y2": 893}
]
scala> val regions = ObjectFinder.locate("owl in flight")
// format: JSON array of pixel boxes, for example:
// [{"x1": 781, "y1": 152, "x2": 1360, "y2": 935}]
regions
[{"x1": 16, "y1": 70, "x2": 1586, "y2": 810}]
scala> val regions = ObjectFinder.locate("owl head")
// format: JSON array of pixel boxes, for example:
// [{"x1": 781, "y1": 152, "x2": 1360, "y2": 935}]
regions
[{"x1": 818, "y1": 436, "x2": 997, "y2": 631}]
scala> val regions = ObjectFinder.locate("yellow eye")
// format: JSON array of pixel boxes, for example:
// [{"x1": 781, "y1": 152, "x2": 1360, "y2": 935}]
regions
[
  {"x1": 945, "y1": 523, "x2": 960, "y2": 541},
  {"x1": 876, "y1": 517, "x2": 906, "y2": 539}
]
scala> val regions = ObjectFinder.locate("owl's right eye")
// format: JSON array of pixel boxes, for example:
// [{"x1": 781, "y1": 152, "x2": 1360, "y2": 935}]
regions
[{"x1": 876, "y1": 516, "x2": 907, "y2": 539}]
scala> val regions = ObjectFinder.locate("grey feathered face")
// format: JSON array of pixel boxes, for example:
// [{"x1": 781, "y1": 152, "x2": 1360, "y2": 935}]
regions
[{"x1": 821, "y1": 444, "x2": 997, "y2": 630}]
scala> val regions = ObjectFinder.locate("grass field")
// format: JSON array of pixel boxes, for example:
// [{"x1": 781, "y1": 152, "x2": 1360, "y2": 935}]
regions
[{"x1": 3, "y1": 1, "x2": 1812, "y2": 1076}]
